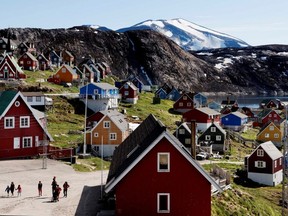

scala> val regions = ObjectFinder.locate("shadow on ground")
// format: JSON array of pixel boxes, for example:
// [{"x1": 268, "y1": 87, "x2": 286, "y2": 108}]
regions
[{"x1": 75, "y1": 185, "x2": 104, "y2": 216}]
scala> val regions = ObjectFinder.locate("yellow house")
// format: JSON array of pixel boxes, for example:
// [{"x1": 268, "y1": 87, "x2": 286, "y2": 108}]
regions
[
  {"x1": 256, "y1": 121, "x2": 283, "y2": 147},
  {"x1": 54, "y1": 64, "x2": 78, "y2": 83}
]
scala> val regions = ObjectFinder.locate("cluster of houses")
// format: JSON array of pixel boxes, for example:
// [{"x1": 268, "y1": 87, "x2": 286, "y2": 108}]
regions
[{"x1": 1, "y1": 36, "x2": 287, "y2": 215}]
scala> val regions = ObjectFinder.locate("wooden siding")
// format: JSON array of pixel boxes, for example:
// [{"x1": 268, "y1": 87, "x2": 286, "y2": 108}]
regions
[{"x1": 115, "y1": 137, "x2": 211, "y2": 216}]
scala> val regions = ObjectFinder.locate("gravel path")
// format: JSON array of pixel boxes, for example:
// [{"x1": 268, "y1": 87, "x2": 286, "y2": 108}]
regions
[{"x1": 0, "y1": 159, "x2": 108, "y2": 216}]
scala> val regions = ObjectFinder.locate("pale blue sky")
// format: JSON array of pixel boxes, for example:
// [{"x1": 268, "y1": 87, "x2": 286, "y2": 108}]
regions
[{"x1": 1, "y1": 0, "x2": 288, "y2": 46}]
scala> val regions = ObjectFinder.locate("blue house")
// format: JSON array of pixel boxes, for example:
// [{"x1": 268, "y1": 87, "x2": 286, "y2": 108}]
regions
[
  {"x1": 49, "y1": 50, "x2": 61, "y2": 67},
  {"x1": 80, "y1": 82, "x2": 119, "y2": 112},
  {"x1": 221, "y1": 111, "x2": 248, "y2": 131},
  {"x1": 194, "y1": 92, "x2": 208, "y2": 107},
  {"x1": 166, "y1": 87, "x2": 181, "y2": 101},
  {"x1": 207, "y1": 100, "x2": 222, "y2": 112}
]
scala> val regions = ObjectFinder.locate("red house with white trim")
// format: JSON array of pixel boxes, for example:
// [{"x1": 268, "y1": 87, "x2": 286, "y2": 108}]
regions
[
  {"x1": 182, "y1": 107, "x2": 221, "y2": 132},
  {"x1": 247, "y1": 141, "x2": 283, "y2": 186},
  {"x1": 18, "y1": 52, "x2": 38, "y2": 71},
  {"x1": 0, "y1": 54, "x2": 26, "y2": 79},
  {"x1": 0, "y1": 91, "x2": 53, "y2": 159},
  {"x1": 105, "y1": 114, "x2": 221, "y2": 216},
  {"x1": 119, "y1": 81, "x2": 138, "y2": 104},
  {"x1": 173, "y1": 92, "x2": 194, "y2": 113}
]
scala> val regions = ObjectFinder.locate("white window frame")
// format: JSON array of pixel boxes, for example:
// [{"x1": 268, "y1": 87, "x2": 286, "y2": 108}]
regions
[
  {"x1": 269, "y1": 126, "x2": 274, "y2": 131},
  {"x1": 157, "y1": 153, "x2": 170, "y2": 172},
  {"x1": 4, "y1": 117, "x2": 15, "y2": 129},
  {"x1": 110, "y1": 133, "x2": 117, "y2": 140},
  {"x1": 205, "y1": 135, "x2": 211, "y2": 141},
  {"x1": 280, "y1": 158, "x2": 282, "y2": 166},
  {"x1": 94, "y1": 89, "x2": 98, "y2": 94},
  {"x1": 27, "y1": 96, "x2": 33, "y2": 102},
  {"x1": 157, "y1": 193, "x2": 170, "y2": 213},
  {"x1": 216, "y1": 135, "x2": 222, "y2": 141},
  {"x1": 184, "y1": 138, "x2": 191, "y2": 145},
  {"x1": 183, "y1": 96, "x2": 187, "y2": 100},
  {"x1": 255, "y1": 161, "x2": 266, "y2": 168},
  {"x1": 211, "y1": 127, "x2": 216, "y2": 132},
  {"x1": 62, "y1": 68, "x2": 66, "y2": 73},
  {"x1": 274, "y1": 160, "x2": 277, "y2": 168},
  {"x1": 264, "y1": 133, "x2": 269, "y2": 138},
  {"x1": 187, "y1": 102, "x2": 191, "y2": 107},
  {"x1": 36, "y1": 96, "x2": 41, "y2": 102},
  {"x1": 23, "y1": 137, "x2": 33, "y2": 148},
  {"x1": 20, "y1": 116, "x2": 30, "y2": 128},
  {"x1": 94, "y1": 133, "x2": 98, "y2": 137},
  {"x1": 179, "y1": 129, "x2": 185, "y2": 134},
  {"x1": 103, "y1": 121, "x2": 110, "y2": 128},
  {"x1": 257, "y1": 149, "x2": 264, "y2": 157},
  {"x1": 274, "y1": 133, "x2": 279, "y2": 138},
  {"x1": 179, "y1": 102, "x2": 183, "y2": 107},
  {"x1": 124, "y1": 91, "x2": 129, "y2": 96}
]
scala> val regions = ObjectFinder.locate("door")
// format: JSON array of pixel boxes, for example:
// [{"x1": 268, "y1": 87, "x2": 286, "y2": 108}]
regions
[{"x1": 13, "y1": 137, "x2": 20, "y2": 149}]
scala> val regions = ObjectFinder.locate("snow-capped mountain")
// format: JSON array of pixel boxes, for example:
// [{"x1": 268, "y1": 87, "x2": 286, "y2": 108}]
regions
[{"x1": 117, "y1": 18, "x2": 249, "y2": 51}]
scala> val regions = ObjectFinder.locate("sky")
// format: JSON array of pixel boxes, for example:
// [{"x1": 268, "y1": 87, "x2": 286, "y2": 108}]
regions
[{"x1": 1, "y1": 0, "x2": 288, "y2": 46}]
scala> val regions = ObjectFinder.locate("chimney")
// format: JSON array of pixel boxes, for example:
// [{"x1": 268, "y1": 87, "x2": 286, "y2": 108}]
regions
[
  {"x1": 191, "y1": 120, "x2": 196, "y2": 159},
  {"x1": 227, "y1": 96, "x2": 230, "y2": 105}
]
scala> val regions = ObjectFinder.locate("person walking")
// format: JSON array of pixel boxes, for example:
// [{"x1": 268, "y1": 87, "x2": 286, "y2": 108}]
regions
[
  {"x1": 16, "y1": 185, "x2": 22, "y2": 196},
  {"x1": 51, "y1": 176, "x2": 57, "y2": 196},
  {"x1": 38, "y1": 181, "x2": 43, "y2": 196},
  {"x1": 63, "y1": 181, "x2": 70, "y2": 197},
  {"x1": 5, "y1": 185, "x2": 10, "y2": 196},
  {"x1": 10, "y1": 182, "x2": 15, "y2": 196}
]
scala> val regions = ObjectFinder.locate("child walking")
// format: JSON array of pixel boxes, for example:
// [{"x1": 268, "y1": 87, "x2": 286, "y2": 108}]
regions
[
  {"x1": 16, "y1": 185, "x2": 22, "y2": 196},
  {"x1": 5, "y1": 185, "x2": 10, "y2": 196}
]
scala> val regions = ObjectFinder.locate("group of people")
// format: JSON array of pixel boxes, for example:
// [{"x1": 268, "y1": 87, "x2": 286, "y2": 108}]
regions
[
  {"x1": 51, "y1": 176, "x2": 70, "y2": 202},
  {"x1": 5, "y1": 182, "x2": 21, "y2": 197},
  {"x1": 4, "y1": 177, "x2": 69, "y2": 202}
]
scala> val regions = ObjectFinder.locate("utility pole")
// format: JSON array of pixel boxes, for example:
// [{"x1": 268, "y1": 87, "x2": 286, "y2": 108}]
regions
[{"x1": 282, "y1": 105, "x2": 288, "y2": 215}]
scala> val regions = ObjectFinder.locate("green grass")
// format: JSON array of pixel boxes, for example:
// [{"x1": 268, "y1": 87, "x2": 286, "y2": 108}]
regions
[
  {"x1": 72, "y1": 157, "x2": 110, "y2": 172},
  {"x1": 241, "y1": 127, "x2": 259, "y2": 140},
  {"x1": 119, "y1": 91, "x2": 182, "y2": 131}
]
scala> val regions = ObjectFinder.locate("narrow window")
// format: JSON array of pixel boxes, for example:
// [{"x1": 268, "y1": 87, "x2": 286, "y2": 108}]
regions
[
  {"x1": 157, "y1": 193, "x2": 170, "y2": 213},
  {"x1": 23, "y1": 137, "x2": 32, "y2": 148},
  {"x1": 216, "y1": 135, "x2": 221, "y2": 141},
  {"x1": 103, "y1": 121, "x2": 110, "y2": 128},
  {"x1": 257, "y1": 149, "x2": 264, "y2": 157},
  {"x1": 205, "y1": 135, "x2": 211, "y2": 141},
  {"x1": 27, "y1": 96, "x2": 33, "y2": 102},
  {"x1": 158, "y1": 153, "x2": 170, "y2": 172},
  {"x1": 110, "y1": 133, "x2": 117, "y2": 140},
  {"x1": 36, "y1": 96, "x2": 41, "y2": 102},
  {"x1": 179, "y1": 102, "x2": 183, "y2": 107},
  {"x1": 211, "y1": 127, "x2": 216, "y2": 132},
  {"x1": 4, "y1": 117, "x2": 14, "y2": 129},
  {"x1": 20, "y1": 116, "x2": 30, "y2": 128}
]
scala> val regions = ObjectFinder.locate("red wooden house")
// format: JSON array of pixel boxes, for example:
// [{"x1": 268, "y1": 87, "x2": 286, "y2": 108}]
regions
[
  {"x1": 0, "y1": 91, "x2": 53, "y2": 159},
  {"x1": 255, "y1": 108, "x2": 282, "y2": 127},
  {"x1": 247, "y1": 141, "x2": 283, "y2": 186},
  {"x1": 62, "y1": 50, "x2": 74, "y2": 66},
  {"x1": 173, "y1": 92, "x2": 194, "y2": 113},
  {"x1": 18, "y1": 52, "x2": 38, "y2": 71},
  {"x1": 259, "y1": 99, "x2": 277, "y2": 109},
  {"x1": 18, "y1": 42, "x2": 37, "y2": 56},
  {"x1": 105, "y1": 114, "x2": 222, "y2": 216},
  {"x1": 0, "y1": 54, "x2": 26, "y2": 79},
  {"x1": 36, "y1": 53, "x2": 50, "y2": 71},
  {"x1": 182, "y1": 107, "x2": 221, "y2": 132},
  {"x1": 119, "y1": 81, "x2": 138, "y2": 104}
]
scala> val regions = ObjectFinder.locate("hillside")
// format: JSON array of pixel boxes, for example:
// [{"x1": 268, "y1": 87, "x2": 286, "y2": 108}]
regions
[{"x1": 2, "y1": 28, "x2": 288, "y2": 95}]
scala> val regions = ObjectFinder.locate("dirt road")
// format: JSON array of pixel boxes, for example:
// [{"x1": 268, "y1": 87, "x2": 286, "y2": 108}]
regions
[{"x1": 0, "y1": 159, "x2": 108, "y2": 216}]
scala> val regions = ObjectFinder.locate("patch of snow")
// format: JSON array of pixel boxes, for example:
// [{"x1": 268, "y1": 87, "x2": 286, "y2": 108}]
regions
[{"x1": 277, "y1": 52, "x2": 288, "y2": 56}]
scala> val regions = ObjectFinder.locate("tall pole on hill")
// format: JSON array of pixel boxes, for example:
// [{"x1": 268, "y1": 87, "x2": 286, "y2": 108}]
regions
[
  {"x1": 282, "y1": 105, "x2": 287, "y2": 215},
  {"x1": 83, "y1": 83, "x2": 88, "y2": 155}
]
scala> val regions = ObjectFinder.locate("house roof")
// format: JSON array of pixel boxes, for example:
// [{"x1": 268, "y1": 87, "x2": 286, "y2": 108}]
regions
[
  {"x1": 252, "y1": 141, "x2": 283, "y2": 160},
  {"x1": 260, "y1": 99, "x2": 275, "y2": 105},
  {"x1": 91, "y1": 82, "x2": 118, "y2": 90},
  {"x1": 1, "y1": 54, "x2": 24, "y2": 73},
  {"x1": 22, "y1": 92, "x2": 44, "y2": 97},
  {"x1": 257, "y1": 108, "x2": 273, "y2": 119},
  {"x1": 98, "y1": 110, "x2": 128, "y2": 132},
  {"x1": 119, "y1": 81, "x2": 138, "y2": 91},
  {"x1": 24, "y1": 52, "x2": 38, "y2": 61},
  {"x1": 0, "y1": 91, "x2": 17, "y2": 116},
  {"x1": 229, "y1": 111, "x2": 248, "y2": 119},
  {"x1": 196, "y1": 107, "x2": 221, "y2": 115},
  {"x1": 37, "y1": 53, "x2": 49, "y2": 61},
  {"x1": 57, "y1": 64, "x2": 77, "y2": 76},
  {"x1": 64, "y1": 50, "x2": 74, "y2": 58},
  {"x1": 105, "y1": 114, "x2": 222, "y2": 193}
]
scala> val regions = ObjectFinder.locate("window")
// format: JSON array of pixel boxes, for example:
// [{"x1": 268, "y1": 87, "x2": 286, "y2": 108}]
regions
[
  {"x1": 94, "y1": 89, "x2": 98, "y2": 94},
  {"x1": 110, "y1": 133, "x2": 117, "y2": 140},
  {"x1": 27, "y1": 61, "x2": 31, "y2": 64},
  {"x1": 257, "y1": 149, "x2": 264, "y2": 157},
  {"x1": 36, "y1": 96, "x2": 41, "y2": 102},
  {"x1": 124, "y1": 91, "x2": 129, "y2": 96},
  {"x1": 157, "y1": 193, "x2": 170, "y2": 213},
  {"x1": 23, "y1": 137, "x2": 32, "y2": 148},
  {"x1": 269, "y1": 114, "x2": 272, "y2": 117},
  {"x1": 274, "y1": 114, "x2": 277, "y2": 117},
  {"x1": 255, "y1": 161, "x2": 266, "y2": 168},
  {"x1": 185, "y1": 138, "x2": 191, "y2": 145},
  {"x1": 94, "y1": 133, "x2": 98, "y2": 137},
  {"x1": 211, "y1": 127, "x2": 216, "y2": 132},
  {"x1": 103, "y1": 121, "x2": 110, "y2": 128},
  {"x1": 179, "y1": 129, "x2": 185, "y2": 134},
  {"x1": 27, "y1": 96, "x2": 33, "y2": 102},
  {"x1": 274, "y1": 160, "x2": 277, "y2": 168},
  {"x1": 20, "y1": 116, "x2": 30, "y2": 128},
  {"x1": 158, "y1": 153, "x2": 170, "y2": 172},
  {"x1": 280, "y1": 158, "x2": 282, "y2": 166},
  {"x1": 205, "y1": 135, "x2": 211, "y2": 140},
  {"x1": 183, "y1": 96, "x2": 187, "y2": 100},
  {"x1": 62, "y1": 68, "x2": 66, "y2": 73},
  {"x1": 179, "y1": 102, "x2": 183, "y2": 107},
  {"x1": 124, "y1": 84, "x2": 129, "y2": 89},
  {"x1": 187, "y1": 102, "x2": 191, "y2": 107},
  {"x1": 269, "y1": 126, "x2": 274, "y2": 131},
  {"x1": 4, "y1": 117, "x2": 14, "y2": 129},
  {"x1": 264, "y1": 133, "x2": 269, "y2": 138},
  {"x1": 216, "y1": 135, "x2": 222, "y2": 141},
  {"x1": 274, "y1": 133, "x2": 279, "y2": 138}
]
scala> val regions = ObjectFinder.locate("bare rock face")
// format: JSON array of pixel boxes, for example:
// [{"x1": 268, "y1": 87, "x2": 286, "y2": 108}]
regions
[{"x1": 1, "y1": 27, "x2": 288, "y2": 95}]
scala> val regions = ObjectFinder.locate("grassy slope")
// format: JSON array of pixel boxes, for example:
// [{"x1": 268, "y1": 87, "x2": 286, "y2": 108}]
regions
[{"x1": 22, "y1": 71, "x2": 287, "y2": 215}]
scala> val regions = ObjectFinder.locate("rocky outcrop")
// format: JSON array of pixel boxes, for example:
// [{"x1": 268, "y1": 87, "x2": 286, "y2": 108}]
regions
[{"x1": 1, "y1": 27, "x2": 288, "y2": 95}]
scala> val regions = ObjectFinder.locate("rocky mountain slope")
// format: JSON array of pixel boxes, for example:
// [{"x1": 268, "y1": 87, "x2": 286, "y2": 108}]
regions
[{"x1": 1, "y1": 27, "x2": 288, "y2": 95}]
